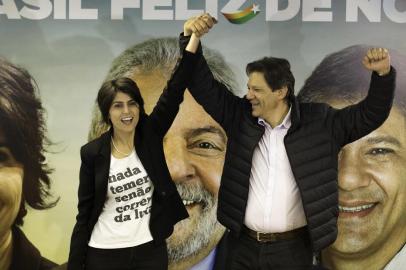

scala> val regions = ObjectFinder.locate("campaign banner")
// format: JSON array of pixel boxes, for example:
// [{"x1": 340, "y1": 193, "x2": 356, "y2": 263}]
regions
[{"x1": 1, "y1": 1, "x2": 405, "y2": 269}]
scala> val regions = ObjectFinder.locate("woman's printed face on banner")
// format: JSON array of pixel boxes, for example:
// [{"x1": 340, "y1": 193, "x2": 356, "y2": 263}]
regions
[
  {"x1": 329, "y1": 101, "x2": 406, "y2": 254},
  {"x1": 0, "y1": 129, "x2": 23, "y2": 233}
]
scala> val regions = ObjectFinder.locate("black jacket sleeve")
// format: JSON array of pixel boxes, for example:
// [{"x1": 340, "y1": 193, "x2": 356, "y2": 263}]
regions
[
  {"x1": 178, "y1": 33, "x2": 243, "y2": 133},
  {"x1": 331, "y1": 67, "x2": 396, "y2": 148},
  {"x1": 148, "y1": 49, "x2": 198, "y2": 137},
  {"x1": 67, "y1": 146, "x2": 95, "y2": 270}
]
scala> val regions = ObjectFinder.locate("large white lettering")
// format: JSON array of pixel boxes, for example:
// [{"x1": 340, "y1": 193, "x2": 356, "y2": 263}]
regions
[
  {"x1": 69, "y1": 0, "x2": 97, "y2": 19},
  {"x1": 111, "y1": 0, "x2": 140, "y2": 20},
  {"x1": 145, "y1": 0, "x2": 218, "y2": 20},
  {"x1": 384, "y1": 0, "x2": 406, "y2": 22},
  {"x1": 205, "y1": 0, "x2": 218, "y2": 18},
  {"x1": 0, "y1": 0, "x2": 404, "y2": 22},
  {"x1": 0, "y1": 0, "x2": 20, "y2": 19},
  {"x1": 20, "y1": 0, "x2": 52, "y2": 20},
  {"x1": 143, "y1": 0, "x2": 173, "y2": 20},
  {"x1": 302, "y1": 0, "x2": 332, "y2": 21},
  {"x1": 54, "y1": 0, "x2": 67, "y2": 19},
  {"x1": 175, "y1": 0, "x2": 204, "y2": 20},
  {"x1": 266, "y1": 0, "x2": 300, "y2": 21},
  {"x1": 221, "y1": 0, "x2": 246, "y2": 13},
  {"x1": 347, "y1": 0, "x2": 381, "y2": 22}
]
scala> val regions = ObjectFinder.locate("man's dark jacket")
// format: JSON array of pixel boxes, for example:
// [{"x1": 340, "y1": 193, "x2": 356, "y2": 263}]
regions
[
  {"x1": 180, "y1": 35, "x2": 396, "y2": 252},
  {"x1": 67, "y1": 51, "x2": 198, "y2": 270},
  {"x1": 212, "y1": 231, "x2": 229, "y2": 270},
  {"x1": 10, "y1": 226, "x2": 57, "y2": 270}
]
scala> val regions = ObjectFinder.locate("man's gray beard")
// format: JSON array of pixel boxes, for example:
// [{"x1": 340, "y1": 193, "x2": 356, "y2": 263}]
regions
[{"x1": 167, "y1": 181, "x2": 223, "y2": 263}]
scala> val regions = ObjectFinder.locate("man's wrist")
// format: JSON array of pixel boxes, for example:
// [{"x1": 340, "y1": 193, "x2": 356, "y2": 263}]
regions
[
  {"x1": 377, "y1": 67, "x2": 391, "y2": 76},
  {"x1": 183, "y1": 29, "x2": 192, "y2": 36}
]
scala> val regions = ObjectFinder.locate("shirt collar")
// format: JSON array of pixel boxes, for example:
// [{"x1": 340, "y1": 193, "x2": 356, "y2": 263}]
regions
[
  {"x1": 189, "y1": 247, "x2": 217, "y2": 270},
  {"x1": 258, "y1": 106, "x2": 292, "y2": 129}
]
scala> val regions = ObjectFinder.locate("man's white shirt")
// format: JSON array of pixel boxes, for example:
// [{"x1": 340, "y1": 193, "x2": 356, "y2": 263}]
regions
[{"x1": 244, "y1": 107, "x2": 307, "y2": 232}]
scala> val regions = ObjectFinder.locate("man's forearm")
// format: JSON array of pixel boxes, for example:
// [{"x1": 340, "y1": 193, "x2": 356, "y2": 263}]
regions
[{"x1": 185, "y1": 33, "x2": 200, "y2": 54}]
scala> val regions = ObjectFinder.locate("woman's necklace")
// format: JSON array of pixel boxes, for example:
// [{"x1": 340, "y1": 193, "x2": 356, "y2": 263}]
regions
[{"x1": 111, "y1": 136, "x2": 132, "y2": 156}]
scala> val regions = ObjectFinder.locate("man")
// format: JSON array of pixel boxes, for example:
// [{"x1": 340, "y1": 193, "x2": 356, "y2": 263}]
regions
[
  {"x1": 88, "y1": 37, "x2": 238, "y2": 270},
  {"x1": 182, "y1": 14, "x2": 396, "y2": 269},
  {"x1": 297, "y1": 45, "x2": 406, "y2": 270}
]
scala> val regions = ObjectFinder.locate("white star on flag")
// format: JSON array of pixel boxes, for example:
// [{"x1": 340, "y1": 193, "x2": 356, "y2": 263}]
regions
[{"x1": 252, "y1": 4, "x2": 260, "y2": 14}]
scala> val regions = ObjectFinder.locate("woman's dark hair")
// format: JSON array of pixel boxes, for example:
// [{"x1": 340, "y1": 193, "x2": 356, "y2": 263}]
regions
[
  {"x1": 0, "y1": 58, "x2": 57, "y2": 226},
  {"x1": 97, "y1": 77, "x2": 146, "y2": 125},
  {"x1": 246, "y1": 57, "x2": 295, "y2": 103}
]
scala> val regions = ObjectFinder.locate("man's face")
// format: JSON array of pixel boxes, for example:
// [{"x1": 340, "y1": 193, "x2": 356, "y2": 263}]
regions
[
  {"x1": 0, "y1": 129, "x2": 24, "y2": 236},
  {"x1": 330, "y1": 101, "x2": 406, "y2": 255},
  {"x1": 246, "y1": 71, "x2": 286, "y2": 119},
  {"x1": 130, "y1": 70, "x2": 226, "y2": 264}
]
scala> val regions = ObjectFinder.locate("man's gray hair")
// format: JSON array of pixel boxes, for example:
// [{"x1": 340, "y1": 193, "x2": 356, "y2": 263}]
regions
[
  {"x1": 297, "y1": 45, "x2": 406, "y2": 120},
  {"x1": 89, "y1": 37, "x2": 237, "y2": 141}
]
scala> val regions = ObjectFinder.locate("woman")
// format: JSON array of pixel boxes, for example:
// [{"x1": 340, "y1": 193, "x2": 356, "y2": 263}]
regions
[
  {"x1": 0, "y1": 58, "x2": 58, "y2": 270},
  {"x1": 67, "y1": 49, "x2": 198, "y2": 270}
]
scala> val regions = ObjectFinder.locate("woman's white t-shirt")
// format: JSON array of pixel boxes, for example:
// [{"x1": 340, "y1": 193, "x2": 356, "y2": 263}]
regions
[{"x1": 88, "y1": 150, "x2": 154, "y2": 248}]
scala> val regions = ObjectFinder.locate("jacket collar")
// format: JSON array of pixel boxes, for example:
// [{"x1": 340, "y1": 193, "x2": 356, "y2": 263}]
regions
[
  {"x1": 98, "y1": 129, "x2": 113, "y2": 159},
  {"x1": 289, "y1": 96, "x2": 301, "y2": 133},
  {"x1": 245, "y1": 96, "x2": 301, "y2": 132}
]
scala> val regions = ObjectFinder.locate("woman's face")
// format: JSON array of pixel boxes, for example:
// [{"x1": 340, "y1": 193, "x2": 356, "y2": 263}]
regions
[
  {"x1": 108, "y1": 92, "x2": 140, "y2": 134},
  {"x1": 0, "y1": 129, "x2": 23, "y2": 235}
]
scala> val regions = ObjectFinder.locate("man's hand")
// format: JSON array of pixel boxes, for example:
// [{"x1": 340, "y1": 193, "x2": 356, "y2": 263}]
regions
[
  {"x1": 184, "y1": 13, "x2": 217, "y2": 38},
  {"x1": 362, "y1": 48, "x2": 391, "y2": 76}
]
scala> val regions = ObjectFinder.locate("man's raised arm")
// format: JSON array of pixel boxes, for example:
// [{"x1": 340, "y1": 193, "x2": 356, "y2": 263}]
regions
[{"x1": 181, "y1": 14, "x2": 243, "y2": 132}]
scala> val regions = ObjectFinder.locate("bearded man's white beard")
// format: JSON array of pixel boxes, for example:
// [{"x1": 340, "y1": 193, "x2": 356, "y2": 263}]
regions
[{"x1": 167, "y1": 181, "x2": 225, "y2": 262}]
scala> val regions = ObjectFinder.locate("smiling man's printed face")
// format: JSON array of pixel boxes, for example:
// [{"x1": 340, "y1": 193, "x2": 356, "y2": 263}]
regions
[
  {"x1": 131, "y1": 70, "x2": 226, "y2": 266},
  {"x1": 329, "y1": 101, "x2": 406, "y2": 256},
  {"x1": 163, "y1": 91, "x2": 226, "y2": 265}
]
